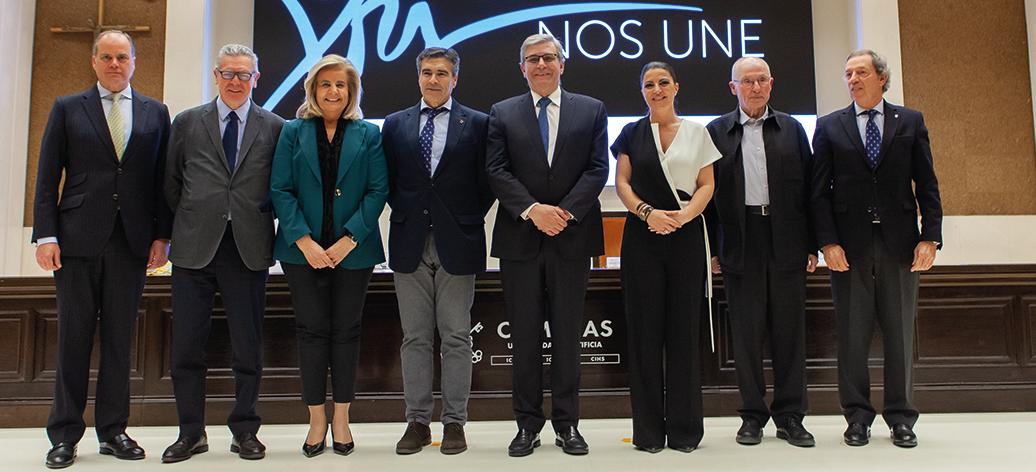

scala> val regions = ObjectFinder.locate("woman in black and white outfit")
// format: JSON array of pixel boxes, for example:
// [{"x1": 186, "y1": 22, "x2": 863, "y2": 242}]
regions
[{"x1": 611, "y1": 61, "x2": 721, "y2": 453}]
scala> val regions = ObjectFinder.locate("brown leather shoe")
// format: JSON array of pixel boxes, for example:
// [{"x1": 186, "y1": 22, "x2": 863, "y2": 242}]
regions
[
  {"x1": 395, "y1": 422, "x2": 431, "y2": 455},
  {"x1": 440, "y1": 423, "x2": 467, "y2": 455}
]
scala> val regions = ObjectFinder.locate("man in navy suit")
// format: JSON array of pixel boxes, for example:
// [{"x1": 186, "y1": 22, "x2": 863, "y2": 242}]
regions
[
  {"x1": 486, "y1": 33, "x2": 608, "y2": 457},
  {"x1": 811, "y1": 49, "x2": 942, "y2": 448},
  {"x1": 32, "y1": 30, "x2": 171, "y2": 468},
  {"x1": 382, "y1": 47, "x2": 492, "y2": 455}
]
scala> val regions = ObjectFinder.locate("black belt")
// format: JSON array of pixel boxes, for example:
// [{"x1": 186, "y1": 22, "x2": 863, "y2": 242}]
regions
[{"x1": 746, "y1": 204, "x2": 770, "y2": 216}]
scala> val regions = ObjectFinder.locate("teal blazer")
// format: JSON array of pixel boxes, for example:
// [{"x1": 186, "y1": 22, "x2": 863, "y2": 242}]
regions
[{"x1": 271, "y1": 118, "x2": 388, "y2": 268}]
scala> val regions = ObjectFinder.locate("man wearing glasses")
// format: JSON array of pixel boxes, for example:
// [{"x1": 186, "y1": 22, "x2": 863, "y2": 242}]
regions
[
  {"x1": 705, "y1": 57, "x2": 817, "y2": 448},
  {"x1": 486, "y1": 33, "x2": 609, "y2": 457},
  {"x1": 161, "y1": 44, "x2": 284, "y2": 462}
]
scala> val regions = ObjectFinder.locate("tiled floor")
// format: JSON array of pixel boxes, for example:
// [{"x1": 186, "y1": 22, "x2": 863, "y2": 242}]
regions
[{"x1": 7, "y1": 412, "x2": 1034, "y2": 471}]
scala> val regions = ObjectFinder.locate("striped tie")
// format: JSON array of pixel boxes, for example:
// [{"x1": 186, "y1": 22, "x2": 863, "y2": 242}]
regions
[{"x1": 108, "y1": 92, "x2": 126, "y2": 161}]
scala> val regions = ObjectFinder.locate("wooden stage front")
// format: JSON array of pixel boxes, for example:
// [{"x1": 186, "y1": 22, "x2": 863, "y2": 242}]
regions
[{"x1": 0, "y1": 265, "x2": 1034, "y2": 427}]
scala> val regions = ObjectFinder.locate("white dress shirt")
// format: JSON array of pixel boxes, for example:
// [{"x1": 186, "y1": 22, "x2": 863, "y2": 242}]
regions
[{"x1": 521, "y1": 87, "x2": 563, "y2": 220}]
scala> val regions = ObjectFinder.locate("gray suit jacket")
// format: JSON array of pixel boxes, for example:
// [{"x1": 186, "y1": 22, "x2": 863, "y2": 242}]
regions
[{"x1": 165, "y1": 99, "x2": 285, "y2": 270}]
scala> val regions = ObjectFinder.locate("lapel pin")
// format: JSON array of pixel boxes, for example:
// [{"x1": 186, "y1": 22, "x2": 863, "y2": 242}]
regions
[
  {"x1": 894, "y1": 113, "x2": 899, "y2": 118},
  {"x1": 458, "y1": 118, "x2": 465, "y2": 124}
]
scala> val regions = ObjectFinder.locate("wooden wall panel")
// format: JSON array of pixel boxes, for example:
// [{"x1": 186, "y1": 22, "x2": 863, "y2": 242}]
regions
[{"x1": 0, "y1": 313, "x2": 28, "y2": 380}]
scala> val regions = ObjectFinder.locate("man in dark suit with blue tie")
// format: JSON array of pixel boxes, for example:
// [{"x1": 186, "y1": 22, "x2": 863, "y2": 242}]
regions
[
  {"x1": 382, "y1": 47, "x2": 492, "y2": 455},
  {"x1": 32, "y1": 30, "x2": 171, "y2": 468},
  {"x1": 486, "y1": 34, "x2": 609, "y2": 457},
  {"x1": 811, "y1": 49, "x2": 942, "y2": 449}
]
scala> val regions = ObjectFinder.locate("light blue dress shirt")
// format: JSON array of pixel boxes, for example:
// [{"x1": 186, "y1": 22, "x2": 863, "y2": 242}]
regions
[
  {"x1": 854, "y1": 100, "x2": 885, "y2": 145},
  {"x1": 419, "y1": 97, "x2": 452, "y2": 174},
  {"x1": 738, "y1": 106, "x2": 770, "y2": 206}
]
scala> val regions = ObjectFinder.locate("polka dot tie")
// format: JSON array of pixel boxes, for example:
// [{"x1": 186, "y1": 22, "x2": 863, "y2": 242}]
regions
[
  {"x1": 863, "y1": 109, "x2": 880, "y2": 169},
  {"x1": 419, "y1": 107, "x2": 447, "y2": 175}
]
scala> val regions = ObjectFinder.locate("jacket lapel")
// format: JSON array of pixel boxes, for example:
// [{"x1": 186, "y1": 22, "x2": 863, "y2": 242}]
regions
[
  {"x1": 336, "y1": 120, "x2": 364, "y2": 186},
  {"x1": 299, "y1": 119, "x2": 321, "y2": 184},
  {"x1": 81, "y1": 87, "x2": 119, "y2": 163},
  {"x1": 435, "y1": 104, "x2": 468, "y2": 179},
  {"x1": 724, "y1": 111, "x2": 747, "y2": 231},
  {"x1": 875, "y1": 100, "x2": 900, "y2": 169},
  {"x1": 121, "y1": 94, "x2": 147, "y2": 163},
  {"x1": 552, "y1": 90, "x2": 574, "y2": 167},
  {"x1": 234, "y1": 101, "x2": 262, "y2": 177},
  {"x1": 518, "y1": 93, "x2": 549, "y2": 166},
  {"x1": 403, "y1": 104, "x2": 426, "y2": 179},
  {"x1": 837, "y1": 104, "x2": 869, "y2": 166},
  {"x1": 202, "y1": 101, "x2": 231, "y2": 175}
]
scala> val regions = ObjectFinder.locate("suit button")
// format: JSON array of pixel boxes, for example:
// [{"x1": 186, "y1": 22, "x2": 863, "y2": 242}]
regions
[
  {"x1": 335, "y1": 188, "x2": 342, "y2": 197},
  {"x1": 873, "y1": 177, "x2": 878, "y2": 184},
  {"x1": 221, "y1": 214, "x2": 228, "y2": 220},
  {"x1": 112, "y1": 193, "x2": 119, "y2": 201},
  {"x1": 116, "y1": 168, "x2": 123, "y2": 175},
  {"x1": 422, "y1": 209, "x2": 429, "y2": 215}
]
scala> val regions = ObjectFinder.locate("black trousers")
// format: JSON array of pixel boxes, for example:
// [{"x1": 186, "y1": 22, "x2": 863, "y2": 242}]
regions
[
  {"x1": 831, "y1": 224, "x2": 919, "y2": 427},
  {"x1": 500, "y1": 239, "x2": 590, "y2": 433},
  {"x1": 47, "y1": 220, "x2": 146, "y2": 445},
  {"x1": 282, "y1": 263, "x2": 373, "y2": 405},
  {"x1": 620, "y1": 215, "x2": 705, "y2": 449},
  {"x1": 170, "y1": 226, "x2": 268, "y2": 438},
  {"x1": 722, "y1": 214, "x2": 808, "y2": 426}
]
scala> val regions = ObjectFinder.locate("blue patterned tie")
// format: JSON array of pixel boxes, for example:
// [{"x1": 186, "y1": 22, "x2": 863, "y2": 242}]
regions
[
  {"x1": 863, "y1": 109, "x2": 880, "y2": 170},
  {"x1": 537, "y1": 96, "x2": 551, "y2": 157},
  {"x1": 223, "y1": 110, "x2": 238, "y2": 171},
  {"x1": 419, "y1": 107, "x2": 447, "y2": 175}
]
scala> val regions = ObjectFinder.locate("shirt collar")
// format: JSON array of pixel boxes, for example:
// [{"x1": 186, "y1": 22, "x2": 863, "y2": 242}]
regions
[
  {"x1": 97, "y1": 82, "x2": 133, "y2": 101},
  {"x1": 217, "y1": 97, "x2": 251, "y2": 122},
  {"x1": 738, "y1": 106, "x2": 770, "y2": 126},
  {"x1": 530, "y1": 87, "x2": 562, "y2": 107},
  {"x1": 854, "y1": 100, "x2": 884, "y2": 117},
  {"x1": 420, "y1": 97, "x2": 453, "y2": 112}
]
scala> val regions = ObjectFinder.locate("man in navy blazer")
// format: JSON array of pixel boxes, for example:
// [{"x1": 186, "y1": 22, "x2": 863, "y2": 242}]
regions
[
  {"x1": 32, "y1": 30, "x2": 171, "y2": 468},
  {"x1": 382, "y1": 47, "x2": 492, "y2": 455},
  {"x1": 811, "y1": 49, "x2": 942, "y2": 449},
  {"x1": 486, "y1": 34, "x2": 608, "y2": 457}
]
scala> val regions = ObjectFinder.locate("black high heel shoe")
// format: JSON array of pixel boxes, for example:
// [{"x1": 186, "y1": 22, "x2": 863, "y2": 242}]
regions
[
  {"x1": 302, "y1": 426, "x2": 328, "y2": 458},
  {"x1": 332, "y1": 429, "x2": 354, "y2": 456}
]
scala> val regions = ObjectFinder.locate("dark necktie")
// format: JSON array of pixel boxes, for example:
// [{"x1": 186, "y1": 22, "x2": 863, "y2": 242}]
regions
[
  {"x1": 537, "y1": 96, "x2": 551, "y2": 157},
  {"x1": 863, "y1": 109, "x2": 880, "y2": 169},
  {"x1": 223, "y1": 110, "x2": 239, "y2": 171},
  {"x1": 419, "y1": 107, "x2": 447, "y2": 175}
]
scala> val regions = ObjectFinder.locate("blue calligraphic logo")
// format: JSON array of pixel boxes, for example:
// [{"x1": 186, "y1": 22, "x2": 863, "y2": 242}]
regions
[{"x1": 264, "y1": 0, "x2": 703, "y2": 110}]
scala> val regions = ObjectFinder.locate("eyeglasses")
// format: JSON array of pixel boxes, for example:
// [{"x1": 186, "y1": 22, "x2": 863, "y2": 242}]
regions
[
  {"x1": 216, "y1": 69, "x2": 255, "y2": 81},
  {"x1": 735, "y1": 76, "x2": 771, "y2": 88},
  {"x1": 96, "y1": 54, "x2": 132, "y2": 64},
  {"x1": 524, "y1": 53, "x2": 560, "y2": 65}
]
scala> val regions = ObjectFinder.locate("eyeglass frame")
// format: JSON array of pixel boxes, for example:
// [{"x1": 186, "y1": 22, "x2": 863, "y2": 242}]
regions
[
  {"x1": 732, "y1": 76, "x2": 773, "y2": 88},
  {"x1": 522, "y1": 53, "x2": 560, "y2": 65},
  {"x1": 215, "y1": 69, "x2": 256, "y2": 82}
]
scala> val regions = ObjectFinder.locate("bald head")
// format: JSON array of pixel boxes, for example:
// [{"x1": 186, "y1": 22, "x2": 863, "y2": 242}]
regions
[
  {"x1": 728, "y1": 57, "x2": 773, "y2": 119},
  {"x1": 730, "y1": 57, "x2": 771, "y2": 81}
]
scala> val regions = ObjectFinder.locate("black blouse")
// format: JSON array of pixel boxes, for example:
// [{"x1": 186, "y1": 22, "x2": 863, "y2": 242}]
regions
[{"x1": 315, "y1": 118, "x2": 345, "y2": 247}]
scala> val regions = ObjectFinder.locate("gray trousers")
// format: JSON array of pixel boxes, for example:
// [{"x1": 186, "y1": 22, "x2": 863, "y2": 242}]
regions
[{"x1": 394, "y1": 234, "x2": 475, "y2": 425}]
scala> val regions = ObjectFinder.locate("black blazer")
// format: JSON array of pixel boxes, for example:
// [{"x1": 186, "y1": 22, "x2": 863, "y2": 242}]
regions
[
  {"x1": 32, "y1": 86, "x2": 172, "y2": 258},
  {"x1": 810, "y1": 101, "x2": 942, "y2": 263},
  {"x1": 486, "y1": 90, "x2": 609, "y2": 261},
  {"x1": 705, "y1": 108, "x2": 815, "y2": 274},
  {"x1": 382, "y1": 101, "x2": 493, "y2": 275}
]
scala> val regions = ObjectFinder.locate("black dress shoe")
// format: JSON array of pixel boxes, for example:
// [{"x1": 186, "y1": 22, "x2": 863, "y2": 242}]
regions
[
  {"x1": 161, "y1": 435, "x2": 208, "y2": 463},
  {"x1": 507, "y1": 429, "x2": 540, "y2": 457},
  {"x1": 890, "y1": 424, "x2": 917, "y2": 448},
  {"x1": 302, "y1": 440, "x2": 326, "y2": 458},
  {"x1": 45, "y1": 443, "x2": 76, "y2": 469},
  {"x1": 231, "y1": 433, "x2": 266, "y2": 460},
  {"x1": 843, "y1": 423, "x2": 871, "y2": 446},
  {"x1": 633, "y1": 444, "x2": 664, "y2": 453},
  {"x1": 99, "y1": 433, "x2": 145, "y2": 460},
  {"x1": 332, "y1": 432, "x2": 355, "y2": 456},
  {"x1": 736, "y1": 418, "x2": 763, "y2": 445},
  {"x1": 776, "y1": 418, "x2": 816, "y2": 447},
  {"x1": 668, "y1": 444, "x2": 697, "y2": 453},
  {"x1": 554, "y1": 426, "x2": 588, "y2": 455}
]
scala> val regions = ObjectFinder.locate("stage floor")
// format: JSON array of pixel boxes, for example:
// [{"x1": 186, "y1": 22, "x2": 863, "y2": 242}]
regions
[{"x1": 6, "y1": 412, "x2": 1034, "y2": 471}]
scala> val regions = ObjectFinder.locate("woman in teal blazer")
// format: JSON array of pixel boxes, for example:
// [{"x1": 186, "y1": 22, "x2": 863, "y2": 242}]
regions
[{"x1": 270, "y1": 54, "x2": 388, "y2": 458}]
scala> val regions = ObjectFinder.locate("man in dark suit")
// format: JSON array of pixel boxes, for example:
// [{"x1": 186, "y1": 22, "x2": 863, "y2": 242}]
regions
[
  {"x1": 706, "y1": 57, "x2": 817, "y2": 448},
  {"x1": 382, "y1": 47, "x2": 493, "y2": 455},
  {"x1": 486, "y1": 33, "x2": 608, "y2": 457},
  {"x1": 161, "y1": 44, "x2": 285, "y2": 462},
  {"x1": 32, "y1": 30, "x2": 171, "y2": 469},
  {"x1": 811, "y1": 49, "x2": 942, "y2": 448}
]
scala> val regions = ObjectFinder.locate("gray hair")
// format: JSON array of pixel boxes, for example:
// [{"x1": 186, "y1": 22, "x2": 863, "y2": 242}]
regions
[
  {"x1": 730, "y1": 57, "x2": 771, "y2": 81},
  {"x1": 92, "y1": 30, "x2": 136, "y2": 56},
  {"x1": 215, "y1": 43, "x2": 259, "y2": 72},
  {"x1": 519, "y1": 34, "x2": 565, "y2": 64},
  {"x1": 847, "y1": 49, "x2": 889, "y2": 92},
  {"x1": 416, "y1": 47, "x2": 460, "y2": 76}
]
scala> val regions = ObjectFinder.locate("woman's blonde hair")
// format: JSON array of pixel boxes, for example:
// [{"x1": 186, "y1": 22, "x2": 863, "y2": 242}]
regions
[{"x1": 296, "y1": 54, "x2": 363, "y2": 120}]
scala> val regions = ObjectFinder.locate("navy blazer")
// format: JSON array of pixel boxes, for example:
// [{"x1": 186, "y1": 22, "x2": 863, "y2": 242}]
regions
[
  {"x1": 810, "y1": 101, "x2": 943, "y2": 263},
  {"x1": 32, "y1": 86, "x2": 172, "y2": 258},
  {"x1": 486, "y1": 90, "x2": 609, "y2": 261},
  {"x1": 705, "y1": 108, "x2": 815, "y2": 274},
  {"x1": 382, "y1": 101, "x2": 493, "y2": 275}
]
